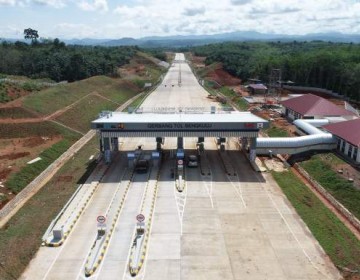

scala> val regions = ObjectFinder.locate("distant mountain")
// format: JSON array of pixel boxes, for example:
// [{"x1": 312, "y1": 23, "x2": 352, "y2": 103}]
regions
[
  {"x1": 63, "y1": 38, "x2": 110, "y2": 45},
  {"x1": 99, "y1": 31, "x2": 360, "y2": 47},
  {"x1": 102, "y1": 37, "x2": 138, "y2": 46},
  {"x1": 2, "y1": 31, "x2": 360, "y2": 47}
]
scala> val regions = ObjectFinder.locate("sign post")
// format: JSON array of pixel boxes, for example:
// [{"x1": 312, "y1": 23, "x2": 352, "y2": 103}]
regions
[
  {"x1": 136, "y1": 214, "x2": 145, "y2": 223},
  {"x1": 136, "y1": 214, "x2": 145, "y2": 234},
  {"x1": 97, "y1": 215, "x2": 106, "y2": 224}
]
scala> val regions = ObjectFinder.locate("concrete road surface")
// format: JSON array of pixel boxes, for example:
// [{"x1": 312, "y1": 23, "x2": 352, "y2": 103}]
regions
[{"x1": 22, "y1": 54, "x2": 341, "y2": 280}]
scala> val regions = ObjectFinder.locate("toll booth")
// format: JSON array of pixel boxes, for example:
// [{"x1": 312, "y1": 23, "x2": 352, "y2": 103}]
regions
[
  {"x1": 152, "y1": 151, "x2": 160, "y2": 167},
  {"x1": 127, "y1": 152, "x2": 135, "y2": 168},
  {"x1": 176, "y1": 149, "x2": 184, "y2": 159},
  {"x1": 104, "y1": 150, "x2": 111, "y2": 164}
]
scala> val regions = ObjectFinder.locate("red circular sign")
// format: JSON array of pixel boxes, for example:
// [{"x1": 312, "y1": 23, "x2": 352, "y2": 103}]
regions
[
  {"x1": 177, "y1": 160, "x2": 183, "y2": 165},
  {"x1": 136, "y1": 214, "x2": 145, "y2": 222},
  {"x1": 97, "y1": 215, "x2": 106, "y2": 224}
]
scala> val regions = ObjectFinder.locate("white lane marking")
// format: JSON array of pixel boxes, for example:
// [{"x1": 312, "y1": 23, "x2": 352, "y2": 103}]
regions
[
  {"x1": 174, "y1": 179, "x2": 187, "y2": 236},
  {"x1": 42, "y1": 166, "x2": 109, "y2": 280},
  {"x1": 42, "y1": 199, "x2": 96, "y2": 280},
  {"x1": 227, "y1": 174, "x2": 246, "y2": 208},
  {"x1": 91, "y1": 180, "x2": 133, "y2": 280},
  {"x1": 202, "y1": 174, "x2": 214, "y2": 208},
  {"x1": 104, "y1": 169, "x2": 128, "y2": 217},
  {"x1": 122, "y1": 173, "x2": 150, "y2": 280},
  {"x1": 75, "y1": 167, "x2": 129, "y2": 280},
  {"x1": 256, "y1": 172, "x2": 331, "y2": 279}
]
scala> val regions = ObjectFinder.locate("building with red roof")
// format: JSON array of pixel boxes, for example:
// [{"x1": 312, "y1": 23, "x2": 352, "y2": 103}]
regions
[
  {"x1": 247, "y1": 84, "x2": 268, "y2": 95},
  {"x1": 281, "y1": 94, "x2": 356, "y2": 121},
  {"x1": 323, "y1": 118, "x2": 360, "y2": 163}
]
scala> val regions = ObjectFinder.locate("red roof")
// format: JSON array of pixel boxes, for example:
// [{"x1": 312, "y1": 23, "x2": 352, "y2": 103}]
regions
[
  {"x1": 281, "y1": 94, "x2": 355, "y2": 117},
  {"x1": 323, "y1": 118, "x2": 360, "y2": 147}
]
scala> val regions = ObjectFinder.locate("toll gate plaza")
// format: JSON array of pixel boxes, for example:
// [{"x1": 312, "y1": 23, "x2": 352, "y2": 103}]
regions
[{"x1": 91, "y1": 109, "x2": 269, "y2": 162}]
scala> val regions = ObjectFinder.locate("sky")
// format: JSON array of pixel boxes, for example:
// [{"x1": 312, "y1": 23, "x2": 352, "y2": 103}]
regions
[{"x1": 0, "y1": 0, "x2": 360, "y2": 39}]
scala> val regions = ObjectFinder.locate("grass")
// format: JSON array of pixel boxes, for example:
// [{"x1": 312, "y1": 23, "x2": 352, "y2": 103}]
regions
[
  {"x1": 265, "y1": 124, "x2": 289, "y2": 137},
  {"x1": 0, "y1": 137, "x2": 99, "y2": 280},
  {"x1": 319, "y1": 152, "x2": 347, "y2": 165},
  {"x1": 301, "y1": 155, "x2": 360, "y2": 220},
  {"x1": 23, "y1": 76, "x2": 124, "y2": 115},
  {"x1": 272, "y1": 170, "x2": 360, "y2": 271},
  {"x1": 0, "y1": 121, "x2": 79, "y2": 139},
  {"x1": 6, "y1": 138, "x2": 76, "y2": 194},
  {"x1": 55, "y1": 95, "x2": 118, "y2": 133},
  {"x1": 0, "y1": 81, "x2": 45, "y2": 103},
  {"x1": 122, "y1": 93, "x2": 145, "y2": 112},
  {"x1": 218, "y1": 86, "x2": 249, "y2": 111},
  {"x1": 0, "y1": 121, "x2": 80, "y2": 193},
  {"x1": 0, "y1": 107, "x2": 37, "y2": 119},
  {"x1": 96, "y1": 80, "x2": 139, "y2": 104}
]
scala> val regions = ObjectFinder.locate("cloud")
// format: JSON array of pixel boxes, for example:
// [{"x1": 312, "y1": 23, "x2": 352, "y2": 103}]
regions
[
  {"x1": 1, "y1": 0, "x2": 360, "y2": 39},
  {"x1": 78, "y1": 0, "x2": 108, "y2": 12},
  {"x1": 183, "y1": 7, "x2": 205, "y2": 17},
  {"x1": 231, "y1": 0, "x2": 252, "y2": 5},
  {"x1": 54, "y1": 23, "x2": 98, "y2": 38},
  {"x1": 33, "y1": 0, "x2": 66, "y2": 8},
  {"x1": 0, "y1": 0, "x2": 67, "y2": 7},
  {"x1": 0, "y1": 0, "x2": 19, "y2": 5},
  {"x1": 162, "y1": 24, "x2": 170, "y2": 33}
]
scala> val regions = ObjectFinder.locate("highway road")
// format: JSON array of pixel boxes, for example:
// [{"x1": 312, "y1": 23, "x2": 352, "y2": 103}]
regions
[{"x1": 21, "y1": 53, "x2": 341, "y2": 280}]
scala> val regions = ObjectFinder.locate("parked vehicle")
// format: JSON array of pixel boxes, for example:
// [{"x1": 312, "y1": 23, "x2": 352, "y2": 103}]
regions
[
  {"x1": 187, "y1": 155, "x2": 198, "y2": 167},
  {"x1": 135, "y1": 159, "x2": 149, "y2": 173}
]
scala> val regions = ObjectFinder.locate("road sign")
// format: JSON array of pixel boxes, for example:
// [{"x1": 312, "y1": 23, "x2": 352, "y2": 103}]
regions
[
  {"x1": 178, "y1": 159, "x2": 183, "y2": 165},
  {"x1": 97, "y1": 215, "x2": 106, "y2": 224},
  {"x1": 136, "y1": 214, "x2": 145, "y2": 222}
]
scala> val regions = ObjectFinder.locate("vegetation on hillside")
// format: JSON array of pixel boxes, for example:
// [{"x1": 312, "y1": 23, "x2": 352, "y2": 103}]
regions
[
  {"x1": 0, "y1": 39, "x2": 138, "y2": 82},
  {"x1": 190, "y1": 41, "x2": 360, "y2": 101},
  {"x1": 0, "y1": 138, "x2": 99, "y2": 280},
  {"x1": 272, "y1": 170, "x2": 360, "y2": 274},
  {"x1": 301, "y1": 155, "x2": 360, "y2": 220}
]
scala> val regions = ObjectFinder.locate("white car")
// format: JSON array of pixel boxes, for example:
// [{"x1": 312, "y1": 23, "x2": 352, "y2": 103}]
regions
[{"x1": 187, "y1": 155, "x2": 198, "y2": 167}]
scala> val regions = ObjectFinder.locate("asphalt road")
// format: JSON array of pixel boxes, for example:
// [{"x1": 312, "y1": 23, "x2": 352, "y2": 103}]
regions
[{"x1": 21, "y1": 54, "x2": 341, "y2": 280}]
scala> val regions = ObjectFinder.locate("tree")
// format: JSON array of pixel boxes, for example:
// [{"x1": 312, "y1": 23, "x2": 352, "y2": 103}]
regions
[{"x1": 24, "y1": 28, "x2": 39, "y2": 43}]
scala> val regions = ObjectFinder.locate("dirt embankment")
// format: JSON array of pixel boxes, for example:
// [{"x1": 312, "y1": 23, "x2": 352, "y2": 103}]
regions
[{"x1": 192, "y1": 56, "x2": 241, "y2": 87}]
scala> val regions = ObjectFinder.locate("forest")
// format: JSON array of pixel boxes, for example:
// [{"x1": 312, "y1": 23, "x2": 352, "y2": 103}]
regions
[
  {"x1": 0, "y1": 39, "x2": 138, "y2": 82},
  {"x1": 190, "y1": 41, "x2": 360, "y2": 101}
]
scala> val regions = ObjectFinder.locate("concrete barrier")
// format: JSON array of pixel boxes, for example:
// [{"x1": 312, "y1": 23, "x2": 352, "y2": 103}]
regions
[
  {"x1": 84, "y1": 169, "x2": 135, "y2": 277},
  {"x1": 43, "y1": 164, "x2": 108, "y2": 246},
  {"x1": 129, "y1": 169, "x2": 161, "y2": 277}
]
